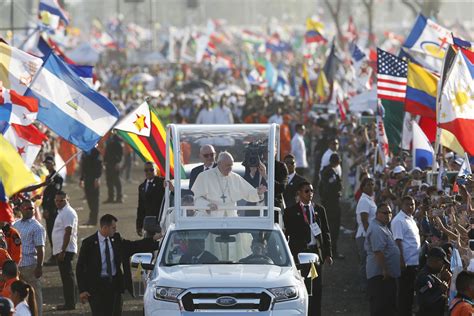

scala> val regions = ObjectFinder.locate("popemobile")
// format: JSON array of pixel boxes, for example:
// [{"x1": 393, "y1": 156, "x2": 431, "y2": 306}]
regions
[{"x1": 131, "y1": 124, "x2": 316, "y2": 315}]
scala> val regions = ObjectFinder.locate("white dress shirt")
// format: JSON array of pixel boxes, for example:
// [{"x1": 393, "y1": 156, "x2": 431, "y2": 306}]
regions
[
  {"x1": 213, "y1": 106, "x2": 234, "y2": 124},
  {"x1": 97, "y1": 231, "x2": 117, "y2": 277},
  {"x1": 355, "y1": 193, "x2": 377, "y2": 238},
  {"x1": 291, "y1": 133, "x2": 308, "y2": 168},
  {"x1": 52, "y1": 203, "x2": 78, "y2": 255},
  {"x1": 195, "y1": 108, "x2": 215, "y2": 124},
  {"x1": 391, "y1": 210, "x2": 421, "y2": 266},
  {"x1": 320, "y1": 148, "x2": 342, "y2": 176}
]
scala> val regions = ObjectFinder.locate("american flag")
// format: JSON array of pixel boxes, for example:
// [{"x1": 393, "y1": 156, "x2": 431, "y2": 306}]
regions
[{"x1": 377, "y1": 48, "x2": 407, "y2": 102}]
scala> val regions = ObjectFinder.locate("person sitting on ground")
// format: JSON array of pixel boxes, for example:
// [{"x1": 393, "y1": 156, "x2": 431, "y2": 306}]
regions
[
  {"x1": 11, "y1": 280, "x2": 38, "y2": 316},
  {"x1": 239, "y1": 239, "x2": 274, "y2": 264},
  {"x1": 179, "y1": 238, "x2": 218, "y2": 264},
  {"x1": 0, "y1": 261, "x2": 19, "y2": 300}
]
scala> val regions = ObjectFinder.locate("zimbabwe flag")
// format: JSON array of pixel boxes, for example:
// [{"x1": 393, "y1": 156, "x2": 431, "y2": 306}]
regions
[{"x1": 115, "y1": 101, "x2": 179, "y2": 177}]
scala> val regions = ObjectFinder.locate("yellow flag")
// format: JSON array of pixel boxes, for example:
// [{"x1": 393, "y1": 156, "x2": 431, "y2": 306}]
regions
[
  {"x1": 0, "y1": 135, "x2": 38, "y2": 197},
  {"x1": 440, "y1": 129, "x2": 465, "y2": 156},
  {"x1": 309, "y1": 262, "x2": 318, "y2": 280},
  {"x1": 135, "y1": 262, "x2": 143, "y2": 279},
  {"x1": 315, "y1": 71, "x2": 329, "y2": 100}
]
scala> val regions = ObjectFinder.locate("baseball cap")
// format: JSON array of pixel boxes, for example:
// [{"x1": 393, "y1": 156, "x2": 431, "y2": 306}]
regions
[
  {"x1": 410, "y1": 167, "x2": 422, "y2": 174},
  {"x1": 427, "y1": 247, "x2": 450, "y2": 264},
  {"x1": 393, "y1": 165, "x2": 406, "y2": 174},
  {"x1": 0, "y1": 297, "x2": 14, "y2": 316},
  {"x1": 43, "y1": 156, "x2": 55, "y2": 164}
]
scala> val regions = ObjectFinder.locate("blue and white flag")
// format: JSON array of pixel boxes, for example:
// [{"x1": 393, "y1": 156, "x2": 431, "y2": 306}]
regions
[
  {"x1": 402, "y1": 14, "x2": 452, "y2": 73},
  {"x1": 25, "y1": 53, "x2": 119, "y2": 151},
  {"x1": 412, "y1": 120, "x2": 434, "y2": 170},
  {"x1": 39, "y1": 0, "x2": 69, "y2": 25},
  {"x1": 457, "y1": 153, "x2": 472, "y2": 179},
  {"x1": 349, "y1": 41, "x2": 366, "y2": 62}
]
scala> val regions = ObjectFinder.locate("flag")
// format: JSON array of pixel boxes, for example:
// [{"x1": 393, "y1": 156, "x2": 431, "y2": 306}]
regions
[
  {"x1": 115, "y1": 102, "x2": 177, "y2": 177},
  {"x1": 0, "y1": 134, "x2": 39, "y2": 197},
  {"x1": 0, "y1": 87, "x2": 38, "y2": 126},
  {"x1": 350, "y1": 41, "x2": 372, "y2": 91},
  {"x1": 402, "y1": 14, "x2": 452, "y2": 73},
  {"x1": 265, "y1": 59, "x2": 277, "y2": 89},
  {"x1": 0, "y1": 183, "x2": 14, "y2": 223},
  {"x1": 25, "y1": 53, "x2": 119, "y2": 151},
  {"x1": 439, "y1": 49, "x2": 474, "y2": 155},
  {"x1": 39, "y1": 0, "x2": 69, "y2": 26},
  {"x1": 376, "y1": 101, "x2": 390, "y2": 166},
  {"x1": 452, "y1": 35, "x2": 473, "y2": 49},
  {"x1": 0, "y1": 43, "x2": 44, "y2": 95},
  {"x1": 2, "y1": 123, "x2": 47, "y2": 168},
  {"x1": 337, "y1": 96, "x2": 346, "y2": 122},
  {"x1": 305, "y1": 18, "x2": 327, "y2": 44},
  {"x1": 345, "y1": 16, "x2": 358, "y2": 42},
  {"x1": 350, "y1": 42, "x2": 366, "y2": 62},
  {"x1": 135, "y1": 262, "x2": 143, "y2": 279},
  {"x1": 412, "y1": 121, "x2": 434, "y2": 170},
  {"x1": 457, "y1": 153, "x2": 472, "y2": 179},
  {"x1": 377, "y1": 48, "x2": 408, "y2": 154},
  {"x1": 308, "y1": 261, "x2": 318, "y2": 280},
  {"x1": 275, "y1": 68, "x2": 290, "y2": 96},
  {"x1": 405, "y1": 62, "x2": 438, "y2": 118},
  {"x1": 301, "y1": 63, "x2": 312, "y2": 107}
]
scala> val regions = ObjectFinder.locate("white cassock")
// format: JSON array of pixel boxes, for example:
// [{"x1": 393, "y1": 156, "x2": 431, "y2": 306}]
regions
[{"x1": 191, "y1": 167, "x2": 262, "y2": 217}]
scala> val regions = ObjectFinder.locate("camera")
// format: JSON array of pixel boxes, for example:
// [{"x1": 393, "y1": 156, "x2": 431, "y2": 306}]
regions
[{"x1": 243, "y1": 141, "x2": 265, "y2": 167}]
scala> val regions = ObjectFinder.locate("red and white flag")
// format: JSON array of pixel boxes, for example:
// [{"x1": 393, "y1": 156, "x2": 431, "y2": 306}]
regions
[
  {"x1": 376, "y1": 101, "x2": 390, "y2": 166},
  {"x1": 0, "y1": 87, "x2": 38, "y2": 126},
  {"x1": 3, "y1": 123, "x2": 47, "y2": 167},
  {"x1": 439, "y1": 48, "x2": 474, "y2": 155}
]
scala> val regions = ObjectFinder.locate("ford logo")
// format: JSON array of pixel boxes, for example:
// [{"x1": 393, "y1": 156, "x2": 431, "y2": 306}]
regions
[{"x1": 216, "y1": 296, "x2": 238, "y2": 307}]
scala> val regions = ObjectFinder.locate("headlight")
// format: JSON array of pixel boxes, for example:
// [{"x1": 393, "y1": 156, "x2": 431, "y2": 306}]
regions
[
  {"x1": 268, "y1": 286, "x2": 299, "y2": 302},
  {"x1": 153, "y1": 286, "x2": 184, "y2": 302}
]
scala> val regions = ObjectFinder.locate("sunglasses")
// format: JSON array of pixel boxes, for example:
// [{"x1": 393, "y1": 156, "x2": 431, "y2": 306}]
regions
[
  {"x1": 55, "y1": 199, "x2": 66, "y2": 202},
  {"x1": 203, "y1": 153, "x2": 215, "y2": 158},
  {"x1": 285, "y1": 161, "x2": 295, "y2": 165},
  {"x1": 144, "y1": 168, "x2": 155, "y2": 172},
  {"x1": 379, "y1": 211, "x2": 392, "y2": 215},
  {"x1": 304, "y1": 189, "x2": 314, "y2": 193}
]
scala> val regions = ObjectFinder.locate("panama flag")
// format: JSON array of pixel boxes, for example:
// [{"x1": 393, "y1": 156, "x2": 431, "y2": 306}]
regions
[
  {"x1": 457, "y1": 153, "x2": 472, "y2": 179},
  {"x1": 2, "y1": 123, "x2": 47, "y2": 167},
  {"x1": 0, "y1": 43, "x2": 44, "y2": 95},
  {"x1": 412, "y1": 120, "x2": 434, "y2": 170},
  {"x1": 25, "y1": 53, "x2": 119, "y2": 151},
  {"x1": 438, "y1": 48, "x2": 474, "y2": 155},
  {"x1": 0, "y1": 87, "x2": 38, "y2": 125},
  {"x1": 402, "y1": 14, "x2": 452, "y2": 73}
]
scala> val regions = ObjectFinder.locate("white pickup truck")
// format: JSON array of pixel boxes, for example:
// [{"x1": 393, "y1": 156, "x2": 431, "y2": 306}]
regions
[{"x1": 132, "y1": 124, "x2": 316, "y2": 315}]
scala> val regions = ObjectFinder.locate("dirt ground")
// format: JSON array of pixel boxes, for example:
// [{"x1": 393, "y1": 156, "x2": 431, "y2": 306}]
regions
[{"x1": 42, "y1": 163, "x2": 368, "y2": 315}]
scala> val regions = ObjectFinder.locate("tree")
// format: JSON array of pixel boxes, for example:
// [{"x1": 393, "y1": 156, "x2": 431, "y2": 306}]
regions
[
  {"x1": 323, "y1": 0, "x2": 344, "y2": 46},
  {"x1": 361, "y1": 0, "x2": 375, "y2": 47},
  {"x1": 401, "y1": 0, "x2": 442, "y2": 19}
]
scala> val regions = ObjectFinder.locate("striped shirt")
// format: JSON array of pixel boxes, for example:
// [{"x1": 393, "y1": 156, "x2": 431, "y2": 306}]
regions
[{"x1": 13, "y1": 218, "x2": 46, "y2": 267}]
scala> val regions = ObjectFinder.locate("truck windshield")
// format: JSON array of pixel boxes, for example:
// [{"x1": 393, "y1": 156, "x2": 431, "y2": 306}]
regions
[{"x1": 161, "y1": 229, "x2": 291, "y2": 267}]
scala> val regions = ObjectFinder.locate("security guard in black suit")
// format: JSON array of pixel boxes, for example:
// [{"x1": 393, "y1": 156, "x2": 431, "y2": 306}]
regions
[
  {"x1": 415, "y1": 247, "x2": 450, "y2": 316},
  {"x1": 103, "y1": 133, "x2": 123, "y2": 203},
  {"x1": 77, "y1": 214, "x2": 159, "y2": 316},
  {"x1": 282, "y1": 154, "x2": 307, "y2": 209},
  {"x1": 283, "y1": 181, "x2": 333, "y2": 316},
  {"x1": 80, "y1": 148, "x2": 102, "y2": 225},
  {"x1": 189, "y1": 145, "x2": 216, "y2": 190},
  {"x1": 319, "y1": 153, "x2": 343, "y2": 259},
  {"x1": 136, "y1": 162, "x2": 165, "y2": 236}
]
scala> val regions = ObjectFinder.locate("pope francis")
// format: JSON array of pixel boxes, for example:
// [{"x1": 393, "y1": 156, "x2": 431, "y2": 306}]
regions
[{"x1": 191, "y1": 151, "x2": 267, "y2": 216}]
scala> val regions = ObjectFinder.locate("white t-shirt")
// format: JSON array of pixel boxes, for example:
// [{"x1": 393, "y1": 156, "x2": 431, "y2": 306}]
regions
[
  {"x1": 291, "y1": 133, "x2": 308, "y2": 168},
  {"x1": 52, "y1": 203, "x2": 78, "y2": 255},
  {"x1": 355, "y1": 193, "x2": 377, "y2": 238},
  {"x1": 391, "y1": 210, "x2": 421, "y2": 266},
  {"x1": 14, "y1": 301, "x2": 31, "y2": 316},
  {"x1": 195, "y1": 108, "x2": 214, "y2": 124}
]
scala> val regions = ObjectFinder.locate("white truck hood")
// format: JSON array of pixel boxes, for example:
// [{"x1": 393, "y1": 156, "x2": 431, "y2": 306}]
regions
[{"x1": 154, "y1": 264, "x2": 300, "y2": 288}]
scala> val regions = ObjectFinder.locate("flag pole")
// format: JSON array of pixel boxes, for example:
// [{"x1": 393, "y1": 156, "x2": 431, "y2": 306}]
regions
[{"x1": 49, "y1": 149, "x2": 83, "y2": 180}]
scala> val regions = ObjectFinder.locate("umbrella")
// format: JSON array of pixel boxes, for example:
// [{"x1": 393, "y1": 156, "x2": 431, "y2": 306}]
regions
[
  {"x1": 215, "y1": 84, "x2": 246, "y2": 98},
  {"x1": 130, "y1": 73, "x2": 155, "y2": 84},
  {"x1": 178, "y1": 80, "x2": 213, "y2": 93}
]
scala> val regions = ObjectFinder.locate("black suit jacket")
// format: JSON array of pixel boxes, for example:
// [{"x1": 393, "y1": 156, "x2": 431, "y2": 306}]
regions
[
  {"x1": 273, "y1": 161, "x2": 288, "y2": 210},
  {"x1": 76, "y1": 232, "x2": 158, "y2": 296},
  {"x1": 137, "y1": 176, "x2": 165, "y2": 231},
  {"x1": 189, "y1": 163, "x2": 216, "y2": 190},
  {"x1": 179, "y1": 251, "x2": 218, "y2": 264},
  {"x1": 319, "y1": 165, "x2": 342, "y2": 202},
  {"x1": 283, "y1": 203, "x2": 332, "y2": 263},
  {"x1": 283, "y1": 173, "x2": 306, "y2": 208}
]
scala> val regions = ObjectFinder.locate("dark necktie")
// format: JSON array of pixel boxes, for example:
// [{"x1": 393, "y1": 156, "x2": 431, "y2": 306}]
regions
[
  {"x1": 304, "y1": 205, "x2": 311, "y2": 224},
  {"x1": 105, "y1": 238, "x2": 112, "y2": 278}
]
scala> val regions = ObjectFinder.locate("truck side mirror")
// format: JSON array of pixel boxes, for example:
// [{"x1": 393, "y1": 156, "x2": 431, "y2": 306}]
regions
[
  {"x1": 131, "y1": 253, "x2": 154, "y2": 270},
  {"x1": 297, "y1": 253, "x2": 319, "y2": 265}
]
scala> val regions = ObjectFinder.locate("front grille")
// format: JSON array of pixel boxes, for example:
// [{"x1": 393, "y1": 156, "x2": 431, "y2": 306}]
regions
[{"x1": 180, "y1": 288, "x2": 273, "y2": 312}]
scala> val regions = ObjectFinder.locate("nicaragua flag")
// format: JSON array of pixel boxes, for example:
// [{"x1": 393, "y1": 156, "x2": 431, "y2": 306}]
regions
[
  {"x1": 412, "y1": 120, "x2": 434, "y2": 170},
  {"x1": 25, "y1": 53, "x2": 119, "y2": 151},
  {"x1": 39, "y1": 0, "x2": 69, "y2": 25}
]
